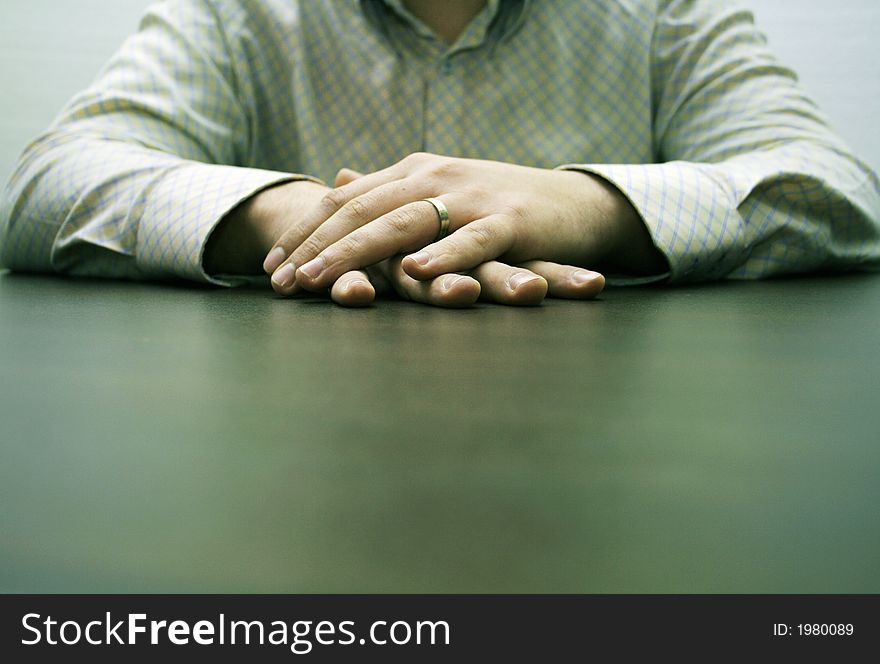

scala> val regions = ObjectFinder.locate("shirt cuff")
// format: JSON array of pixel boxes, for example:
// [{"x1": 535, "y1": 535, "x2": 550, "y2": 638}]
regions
[
  {"x1": 556, "y1": 162, "x2": 748, "y2": 282},
  {"x1": 136, "y1": 162, "x2": 322, "y2": 285}
]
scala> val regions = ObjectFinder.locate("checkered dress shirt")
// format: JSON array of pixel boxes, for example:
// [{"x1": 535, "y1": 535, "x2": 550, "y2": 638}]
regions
[{"x1": 2, "y1": 0, "x2": 879, "y2": 284}]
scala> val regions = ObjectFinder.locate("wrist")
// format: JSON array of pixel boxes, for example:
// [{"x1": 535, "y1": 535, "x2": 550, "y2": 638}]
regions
[
  {"x1": 204, "y1": 179, "x2": 329, "y2": 275},
  {"x1": 562, "y1": 170, "x2": 667, "y2": 275}
]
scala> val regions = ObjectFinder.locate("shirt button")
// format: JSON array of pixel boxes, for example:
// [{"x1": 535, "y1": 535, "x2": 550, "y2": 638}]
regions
[{"x1": 440, "y1": 59, "x2": 453, "y2": 75}]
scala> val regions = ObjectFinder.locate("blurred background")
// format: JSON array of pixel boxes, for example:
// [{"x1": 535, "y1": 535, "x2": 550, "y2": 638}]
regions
[{"x1": 1, "y1": 0, "x2": 878, "y2": 184}]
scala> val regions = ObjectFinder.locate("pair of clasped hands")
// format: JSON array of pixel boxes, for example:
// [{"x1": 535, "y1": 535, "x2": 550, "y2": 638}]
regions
[{"x1": 222, "y1": 153, "x2": 664, "y2": 307}]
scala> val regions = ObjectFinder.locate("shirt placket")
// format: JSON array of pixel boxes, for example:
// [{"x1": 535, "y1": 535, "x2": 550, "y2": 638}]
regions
[
  {"x1": 384, "y1": 2, "x2": 498, "y2": 156},
  {"x1": 422, "y1": 46, "x2": 469, "y2": 155}
]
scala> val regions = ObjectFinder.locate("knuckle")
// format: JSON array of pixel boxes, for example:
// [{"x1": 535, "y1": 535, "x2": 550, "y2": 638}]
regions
[
  {"x1": 296, "y1": 235, "x2": 324, "y2": 260},
  {"x1": 467, "y1": 223, "x2": 498, "y2": 251},
  {"x1": 336, "y1": 236, "x2": 364, "y2": 262},
  {"x1": 427, "y1": 158, "x2": 457, "y2": 180},
  {"x1": 320, "y1": 188, "x2": 347, "y2": 214},
  {"x1": 403, "y1": 151, "x2": 430, "y2": 165},
  {"x1": 499, "y1": 199, "x2": 529, "y2": 228},
  {"x1": 386, "y1": 206, "x2": 421, "y2": 236},
  {"x1": 343, "y1": 197, "x2": 373, "y2": 225}
]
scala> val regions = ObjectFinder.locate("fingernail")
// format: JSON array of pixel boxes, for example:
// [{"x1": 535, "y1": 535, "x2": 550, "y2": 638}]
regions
[
  {"x1": 271, "y1": 263, "x2": 296, "y2": 289},
  {"x1": 442, "y1": 275, "x2": 465, "y2": 291},
  {"x1": 344, "y1": 279, "x2": 370, "y2": 293},
  {"x1": 508, "y1": 273, "x2": 541, "y2": 290},
  {"x1": 408, "y1": 251, "x2": 432, "y2": 266},
  {"x1": 263, "y1": 247, "x2": 286, "y2": 273},
  {"x1": 299, "y1": 256, "x2": 325, "y2": 280},
  {"x1": 572, "y1": 270, "x2": 602, "y2": 284}
]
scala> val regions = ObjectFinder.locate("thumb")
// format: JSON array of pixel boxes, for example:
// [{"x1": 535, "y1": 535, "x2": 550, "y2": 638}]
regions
[{"x1": 334, "y1": 167, "x2": 364, "y2": 187}]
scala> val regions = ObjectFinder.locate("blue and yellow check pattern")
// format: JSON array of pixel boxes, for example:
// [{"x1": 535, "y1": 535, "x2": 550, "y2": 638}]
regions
[{"x1": 1, "y1": 0, "x2": 878, "y2": 283}]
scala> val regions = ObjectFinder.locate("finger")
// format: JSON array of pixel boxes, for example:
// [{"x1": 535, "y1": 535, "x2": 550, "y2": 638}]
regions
[
  {"x1": 518, "y1": 260, "x2": 605, "y2": 299},
  {"x1": 400, "y1": 214, "x2": 516, "y2": 281},
  {"x1": 334, "y1": 168, "x2": 363, "y2": 187},
  {"x1": 264, "y1": 162, "x2": 403, "y2": 278},
  {"x1": 384, "y1": 256, "x2": 481, "y2": 308},
  {"x1": 363, "y1": 260, "x2": 394, "y2": 298},
  {"x1": 469, "y1": 261, "x2": 548, "y2": 306},
  {"x1": 293, "y1": 197, "x2": 465, "y2": 292},
  {"x1": 270, "y1": 179, "x2": 439, "y2": 295},
  {"x1": 329, "y1": 269, "x2": 376, "y2": 307}
]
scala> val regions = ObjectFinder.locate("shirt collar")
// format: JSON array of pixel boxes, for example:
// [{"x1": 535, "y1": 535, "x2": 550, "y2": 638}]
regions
[
  {"x1": 380, "y1": 0, "x2": 502, "y2": 32},
  {"x1": 362, "y1": 0, "x2": 527, "y2": 49}
]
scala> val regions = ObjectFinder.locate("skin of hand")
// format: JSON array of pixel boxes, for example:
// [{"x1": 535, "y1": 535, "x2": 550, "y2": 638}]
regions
[
  {"x1": 205, "y1": 172, "x2": 606, "y2": 307},
  {"x1": 264, "y1": 153, "x2": 665, "y2": 297}
]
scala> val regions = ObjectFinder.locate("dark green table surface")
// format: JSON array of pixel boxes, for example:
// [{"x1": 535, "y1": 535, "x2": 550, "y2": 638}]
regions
[{"x1": 1, "y1": 271, "x2": 878, "y2": 593}]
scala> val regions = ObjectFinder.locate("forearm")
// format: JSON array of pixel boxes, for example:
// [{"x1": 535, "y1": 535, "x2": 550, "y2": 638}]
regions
[
  {"x1": 632, "y1": 1, "x2": 880, "y2": 281},
  {"x1": 0, "y1": 134, "x2": 302, "y2": 282},
  {"x1": 558, "y1": 170, "x2": 668, "y2": 277},
  {"x1": 1, "y1": 136, "x2": 179, "y2": 278},
  {"x1": 567, "y1": 145, "x2": 880, "y2": 282}
]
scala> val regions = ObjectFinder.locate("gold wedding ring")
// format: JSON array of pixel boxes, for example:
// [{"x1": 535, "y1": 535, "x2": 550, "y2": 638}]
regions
[{"x1": 422, "y1": 197, "x2": 450, "y2": 241}]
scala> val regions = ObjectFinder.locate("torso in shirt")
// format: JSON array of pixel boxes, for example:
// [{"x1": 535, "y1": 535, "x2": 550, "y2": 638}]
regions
[{"x1": 221, "y1": 0, "x2": 656, "y2": 184}]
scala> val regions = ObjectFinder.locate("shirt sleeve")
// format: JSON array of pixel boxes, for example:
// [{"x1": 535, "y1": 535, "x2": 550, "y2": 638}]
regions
[
  {"x1": 0, "y1": 0, "x2": 317, "y2": 285},
  {"x1": 559, "y1": 0, "x2": 880, "y2": 283}
]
